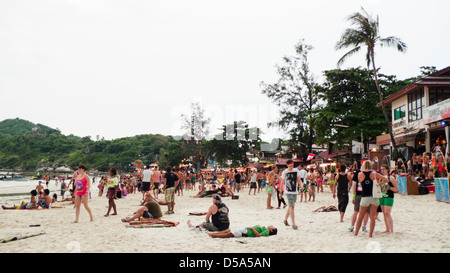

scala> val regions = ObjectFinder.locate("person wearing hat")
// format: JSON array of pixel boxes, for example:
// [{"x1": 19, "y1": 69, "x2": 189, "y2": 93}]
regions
[{"x1": 187, "y1": 194, "x2": 230, "y2": 231}]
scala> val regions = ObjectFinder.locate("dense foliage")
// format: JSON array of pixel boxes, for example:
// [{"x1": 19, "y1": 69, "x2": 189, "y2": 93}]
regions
[{"x1": 0, "y1": 118, "x2": 179, "y2": 172}]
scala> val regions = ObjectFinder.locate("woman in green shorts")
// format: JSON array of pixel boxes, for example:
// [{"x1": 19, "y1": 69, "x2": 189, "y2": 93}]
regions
[{"x1": 379, "y1": 164, "x2": 398, "y2": 234}]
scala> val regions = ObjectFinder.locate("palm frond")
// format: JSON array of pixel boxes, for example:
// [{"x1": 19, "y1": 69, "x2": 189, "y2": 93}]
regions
[
  {"x1": 337, "y1": 46, "x2": 361, "y2": 68},
  {"x1": 380, "y1": 36, "x2": 408, "y2": 52}
]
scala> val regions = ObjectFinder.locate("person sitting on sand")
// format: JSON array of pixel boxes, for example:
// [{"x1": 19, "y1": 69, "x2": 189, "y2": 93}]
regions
[
  {"x1": 218, "y1": 182, "x2": 234, "y2": 197},
  {"x1": 122, "y1": 198, "x2": 163, "y2": 222},
  {"x1": 193, "y1": 184, "x2": 220, "y2": 198},
  {"x1": 38, "y1": 189, "x2": 52, "y2": 209},
  {"x1": 187, "y1": 194, "x2": 230, "y2": 231},
  {"x1": 57, "y1": 189, "x2": 75, "y2": 203},
  {"x1": 140, "y1": 192, "x2": 169, "y2": 206},
  {"x1": 208, "y1": 225, "x2": 278, "y2": 238},
  {"x1": 2, "y1": 190, "x2": 39, "y2": 210}
]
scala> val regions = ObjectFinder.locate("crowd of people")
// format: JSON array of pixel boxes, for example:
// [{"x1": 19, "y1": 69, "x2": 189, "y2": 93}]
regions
[
  {"x1": 399, "y1": 147, "x2": 449, "y2": 180},
  {"x1": 5, "y1": 153, "x2": 442, "y2": 239}
]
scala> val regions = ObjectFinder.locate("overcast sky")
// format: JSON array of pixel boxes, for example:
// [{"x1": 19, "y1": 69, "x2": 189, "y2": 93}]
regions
[{"x1": 1, "y1": 0, "x2": 449, "y2": 142}]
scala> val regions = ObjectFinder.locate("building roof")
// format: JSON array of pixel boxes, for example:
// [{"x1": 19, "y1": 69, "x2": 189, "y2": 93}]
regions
[
  {"x1": 311, "y1": 150, "x2": 351, "y2": 162},
  {"x1": 379, "y1": 66, "x2": 450, "y2": 108}
]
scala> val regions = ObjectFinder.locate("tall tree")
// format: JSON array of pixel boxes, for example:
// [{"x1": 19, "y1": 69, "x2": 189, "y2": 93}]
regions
[
  {"x1": 314, "y1": 68, "x2": 402, "y2": 149},
  {"x1": 335, "y1": 7, "x2": 407, "y2": 160},
  {"x1": 180, "y1": 102, "x2": 210, "y2": 142},
  {"x1": 179, "y1": 102, "x2": 211, "y2": 169},
  {"x1": 261, "y1": 40, "x2": 318, "y2": 161},
  {"x1": 203, "y1": 121, "x2": 261, "y2": 167}
]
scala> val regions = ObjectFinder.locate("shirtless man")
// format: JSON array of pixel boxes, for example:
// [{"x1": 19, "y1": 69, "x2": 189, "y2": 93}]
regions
[
  {"x1": 36, "y1": 181, "x2": 45, "y2": 196},
  {"x1": 267, "y1": 166, "x2": 278, "y2": 209},
  {"x1": 38, "y1": 189, "x2": 52, "y2": 209},
  {"x1": 151, "y1": 167, "x2": 161, "y2": 198}
]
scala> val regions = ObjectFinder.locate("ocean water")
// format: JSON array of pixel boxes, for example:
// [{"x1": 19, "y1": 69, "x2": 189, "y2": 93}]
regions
[
  {"x1": 0, "y1": 179, "x2": 42, "y2": 190},
  {"x1": 0, "y1": 179, "x2": 49, "y2": 206},
  {"x1": 0, "y1": 176, "x2": 101, "y2": 206}
]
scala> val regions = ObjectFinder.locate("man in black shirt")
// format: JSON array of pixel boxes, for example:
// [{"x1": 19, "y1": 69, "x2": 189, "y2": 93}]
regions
[
  {"x1": 234, "y1": 170, "x2": 241, "y2": 192},
  {"x1": 163, "y1": 166, "x2": 179, "y2": 214},
  {"x1": 187, "y1": 194, "x2": 230, "y2": 231}
]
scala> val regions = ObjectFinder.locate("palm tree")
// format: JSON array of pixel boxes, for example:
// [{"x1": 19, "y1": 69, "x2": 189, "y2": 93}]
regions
[{"x1": 335, "y1": 7, "x2": 407, "y2": 161}]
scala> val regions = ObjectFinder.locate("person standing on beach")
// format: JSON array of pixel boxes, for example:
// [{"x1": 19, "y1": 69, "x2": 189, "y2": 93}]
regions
[
  {"x1": 105, "y1": 167, "x2": 119, "y2": 217},
  {"x1": 348, "y1": 161, "x2": 368, "y2": 232},
  {"x1": 249, "y1": 170, "x2": 258, "y2": 195},
  {"x1": 142, "y1": 165, "x2": 153, "y2": 200},
  {"x1": 60, "y1": 179, "x2": 67, "y2": 198},
  {"x1": 256, "y1": 170, "x2": 264, "y2": 193},
  {"x1": 298, "y1": 165, "x2": 308, "y2": 203},
  {"x1": 151, "y1": 167, "x2": 161, "y2": 198},
  {"x1": 36, "y1": 181, "x2": 45, "y2": 196},
  {"x1": 162, "y1": 166, "x2": 179, "y2": 214},
  {"x1": 280, "y1": 160, "x2": 303, "y2": 230},
  {"x1": 266, "y1": 166, "x2": 278, "y2": 209},
  {"x1": 353, "y1": 160, "x2": 390, "y2": 237},
  {"x1": 332, "y1": 164, "x2": 353, "y2": 223},
  {"x1": 234, "y1": 170, "x2": 241, "y2": 193},
  {"x1": 175, "y1": 168, "x2": 184, "y2": 196},
  {"x1": 73, "y1": 164, "x2": 94, "y2": 223},
  {"x1": 380, "y1": 164, "x2": 398, "y2": 234}
]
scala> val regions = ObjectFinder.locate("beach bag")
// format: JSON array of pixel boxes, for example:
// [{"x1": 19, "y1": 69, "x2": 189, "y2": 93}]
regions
[{"x1": 372, "y1": 179, "x2": 382, "y2": 199}]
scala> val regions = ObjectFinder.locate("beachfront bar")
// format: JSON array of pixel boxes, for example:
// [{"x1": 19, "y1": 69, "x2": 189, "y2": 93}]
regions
[{"x1": 378, "y1": 66, "x2": 450, "y2": 162}]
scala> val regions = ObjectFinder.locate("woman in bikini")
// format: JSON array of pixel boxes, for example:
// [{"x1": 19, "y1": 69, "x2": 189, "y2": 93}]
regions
[{"x1": 73, "y1": 164, "x2": 94, "y2": 223}]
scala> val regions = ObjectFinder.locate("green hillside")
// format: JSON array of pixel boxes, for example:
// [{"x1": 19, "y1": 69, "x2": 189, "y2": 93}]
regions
[{"x1": 0, "y1": 118, "x2": 181, "y2": 172}]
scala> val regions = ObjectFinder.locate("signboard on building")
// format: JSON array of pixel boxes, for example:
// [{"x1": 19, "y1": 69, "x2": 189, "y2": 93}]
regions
[{"x1": 423, "y1": 98, "x2": 450, "y2": 124}]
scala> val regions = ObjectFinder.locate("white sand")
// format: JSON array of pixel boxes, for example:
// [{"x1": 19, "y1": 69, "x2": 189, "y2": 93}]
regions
[{"x1": 1, "y1": 181, "x2": 450, "y2": 253}]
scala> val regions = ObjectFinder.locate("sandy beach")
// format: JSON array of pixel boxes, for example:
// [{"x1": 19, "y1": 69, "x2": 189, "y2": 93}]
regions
[{"x1": 1, "y1": 180, "x2": 450, "y2": 253}]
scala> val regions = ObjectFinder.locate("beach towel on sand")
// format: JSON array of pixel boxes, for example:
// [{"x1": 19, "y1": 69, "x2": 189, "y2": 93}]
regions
[
  {"x1": 17, "y1": 206, "x2": 64, "y2": 210},
  {"x1": 126, "y1": 218, "x2": 179, "y2": 228}
]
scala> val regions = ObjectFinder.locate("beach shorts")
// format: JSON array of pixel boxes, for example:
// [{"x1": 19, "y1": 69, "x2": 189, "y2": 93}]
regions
[
  {"x1": 142, "y1": 211, "x2": 155, "y2": 219},
  {"x1": 360, "y1": 196, "x2": 379, "y2": 207},
  {"x1": 299, "y1": 185, "x2": 307, "y2": 193},
  {"x1": 337, "y1": 192, "x2": 349, "y2": 212},
  {"x1": 266, "y1": 186, "x2": 274, "y2": 195},
  {"x1": 286, "y1": 194, "x2": 297, "y2": 206},
  {"x1": 230, "y1": 227, "x2": 248, "y2": 238},
  {"x1": 257, "y1": 179, "x2": 262, "y2": 188},
  {"x1": 250, "y1": 182, "x2": 257, "y2": 189},
  {"x1": 164, "y1": 187, "x2": 175, "y2": 203},
  {"x1": 353, "y1": 194, "x2": 362, "y2": 211},
  {"x1": 203, "y1": 222, "x2": 220, "y2": 231},
  {"x1": 142, "y1": 182, "x2": 151, "y2": 191},
  {"x1": 379, "y1": 197, "x2": 394, "y2": 207},
  {"x1": 107, "y1": 187, "x2": 116, "y2": 197}
]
